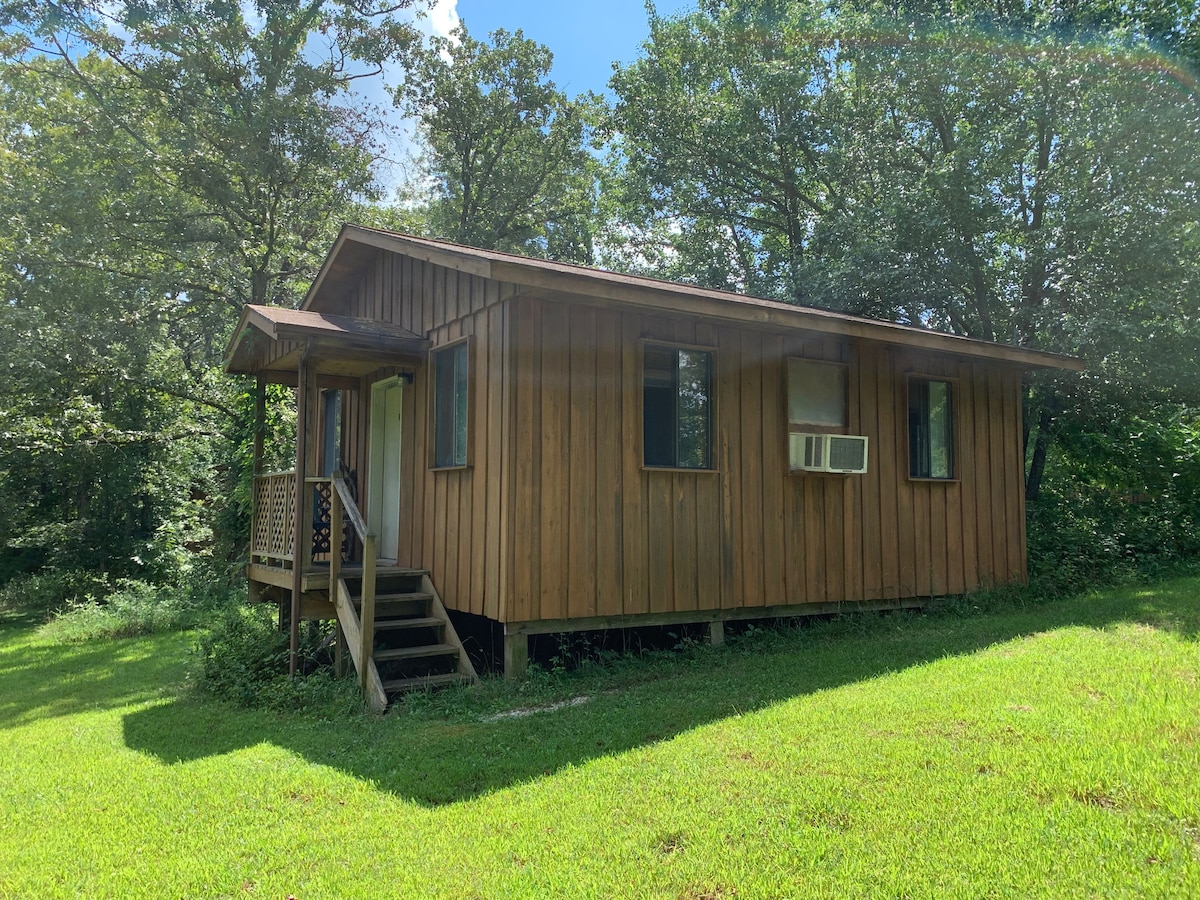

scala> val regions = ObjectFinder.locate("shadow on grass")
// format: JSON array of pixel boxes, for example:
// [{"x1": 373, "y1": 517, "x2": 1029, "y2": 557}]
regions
[
  {"x1": 115, "y1": 577, "x2": 1198, "y2": 807},
  {"x1": 0, "y1": 611, "x2": 190, "y2": 728}
]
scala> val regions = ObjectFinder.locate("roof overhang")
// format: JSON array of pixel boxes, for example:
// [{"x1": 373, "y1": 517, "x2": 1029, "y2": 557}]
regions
[
  {"x1": 301, "y1": 224, "x2": 1084, "y2": 373},
  {"x1": 224, "y1": 304, "x2": 430, "y2": 380}
]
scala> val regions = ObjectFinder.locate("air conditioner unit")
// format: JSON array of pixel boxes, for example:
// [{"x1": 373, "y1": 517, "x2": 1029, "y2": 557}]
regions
[{"x1": 789, "y1": 433, "x2": 869, "y2": 474}]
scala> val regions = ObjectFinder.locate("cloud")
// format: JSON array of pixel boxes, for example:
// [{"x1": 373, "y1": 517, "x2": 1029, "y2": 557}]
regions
[{"x1": 423, "y1": 0, "x2": 460, "y2": 40}]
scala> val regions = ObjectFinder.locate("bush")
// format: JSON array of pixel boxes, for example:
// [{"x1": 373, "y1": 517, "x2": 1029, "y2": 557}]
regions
[
  {"x1": 38, "y1": 579, "x2": 194, "y2": 643},
  {"x1": 27, "y1": 566, "x2": 239, "y2": 643},
  {"x1": 195, "y1": 604, "x2": 359, "y2": 713},
  {"x1": 0, "y1": 569, "x2": 110, "y2": 618},
  {"x1": 1027, "y1": 404, "x2": 1200, "y2": 595},
  {"x1": 196, "y1": 604, "x2": 289, "y2": 707}
]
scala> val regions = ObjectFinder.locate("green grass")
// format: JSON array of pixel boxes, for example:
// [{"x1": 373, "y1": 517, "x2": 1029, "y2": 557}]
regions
[{"x1": 1, "y1": 579, "x2": 1198, "y2": 899}]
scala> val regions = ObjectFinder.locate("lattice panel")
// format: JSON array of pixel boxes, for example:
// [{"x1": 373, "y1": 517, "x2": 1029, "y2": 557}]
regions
[
  {"x1": 311, "y1": 476, "x2": 356, "y2": 562},
  {"x1": 312, "y1": 480, "x2": 333, "y2": 556},
  {"x1": 251, "y1": 473, "x2": 295, "y2": 561}
]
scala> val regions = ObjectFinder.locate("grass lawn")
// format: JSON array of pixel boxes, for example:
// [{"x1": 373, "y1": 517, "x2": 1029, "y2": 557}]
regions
[{"x1": 1, "y1": 579, "x2": 1198, "y2": 899}]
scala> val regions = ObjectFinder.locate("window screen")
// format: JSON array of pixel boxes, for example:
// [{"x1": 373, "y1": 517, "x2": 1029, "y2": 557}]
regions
[
  {"x1": 788, "y1": 359, "x2": 847, "y2": 428},
  {"x1": 433, "y1": 342, "x2": 468, "y2": 467},
  {"x1": 643, "y1": 345, "x2": 712, "y2": 469}
]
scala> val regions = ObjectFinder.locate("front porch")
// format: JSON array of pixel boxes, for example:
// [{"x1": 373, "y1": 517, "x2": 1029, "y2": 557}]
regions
[{"x1": 227, "y1": 304, "x2": 478, "y2": 710}]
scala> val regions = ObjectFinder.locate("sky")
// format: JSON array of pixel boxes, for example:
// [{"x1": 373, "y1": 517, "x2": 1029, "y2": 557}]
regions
[
  {"x1": 368, "y1": 0, "x2": 696, "y2": 192},
  {"x1": 438, "y1": 0, "x2": 696, "y2": 96}
]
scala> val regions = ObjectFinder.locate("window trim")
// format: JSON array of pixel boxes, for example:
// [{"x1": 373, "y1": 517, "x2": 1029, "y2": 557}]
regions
[
  {"x1": 906, "y1": 373, "x2": 958, "y2": 482},
  {"x1": 427, "y1": 336, "x2": 473, "y2": 471},
  {"x1": 640, "y1": 339, "x2": 717, "y2": 472}
]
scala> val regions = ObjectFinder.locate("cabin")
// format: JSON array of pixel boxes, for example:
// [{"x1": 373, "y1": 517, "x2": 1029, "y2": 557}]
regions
[{"x1": 224, "y1": 225, "x2": 1083, "y2": 710}]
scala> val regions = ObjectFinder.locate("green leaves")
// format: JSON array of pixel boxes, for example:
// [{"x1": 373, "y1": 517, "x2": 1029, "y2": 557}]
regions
[
  {"x1": 611, "y1": 0, "x2": 1200, "y2": 385},
  {"x1": 394, "y1": 24, "x2": 603, "y2": 262},
  {"x1": 0, "y1": 2, "x2": 427, "y2": 582}
]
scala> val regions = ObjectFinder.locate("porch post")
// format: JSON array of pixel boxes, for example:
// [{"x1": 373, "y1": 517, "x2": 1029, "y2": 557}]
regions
[
  {"x1": 252, "y1": 374, "x2": 266, "y2": 476},
  {"x1": 503, "y1": 626, "x2": 528, "y2": 681},
  {"x1": 248, "y1": 375, "x2": 268, "y2": 608},
  {"x1": 289, "y1": 343, "x2": 316, "y2": 678}
]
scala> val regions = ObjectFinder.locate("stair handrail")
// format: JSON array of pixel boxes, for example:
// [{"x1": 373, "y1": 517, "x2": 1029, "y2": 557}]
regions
[{"x1": 330, "y1": 472, "x2": 377, "y2": 693}]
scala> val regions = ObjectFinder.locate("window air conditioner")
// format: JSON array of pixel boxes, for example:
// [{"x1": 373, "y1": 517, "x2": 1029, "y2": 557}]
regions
[{"x1": 789, "y1": 433, "x2": 869, "y2": 474}]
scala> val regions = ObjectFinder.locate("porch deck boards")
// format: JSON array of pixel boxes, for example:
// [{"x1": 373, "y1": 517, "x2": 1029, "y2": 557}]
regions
[{"x1": 247, "y1": 562, "x2": 428, "y2": 592}]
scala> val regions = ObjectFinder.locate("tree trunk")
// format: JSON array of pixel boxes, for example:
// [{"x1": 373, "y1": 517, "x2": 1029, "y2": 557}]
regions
[{"x1": 1025, "y1": 395, "x2": 1060, "y2": 502}]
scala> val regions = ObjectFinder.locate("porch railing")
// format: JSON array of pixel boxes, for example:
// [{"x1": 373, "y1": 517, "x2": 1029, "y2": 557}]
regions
[
  {"x1": 250, "y1": 469, "x2": 385, "y2": 710},
  {"x1": 250, "y1": 470, "x2": 297, "y2": 563},
  {"x1": 251, "y1": 471, "x2": 361, "y2": 566},
  {"x1": 328, "y1": 472, "x2": 382, "y2": 705}
]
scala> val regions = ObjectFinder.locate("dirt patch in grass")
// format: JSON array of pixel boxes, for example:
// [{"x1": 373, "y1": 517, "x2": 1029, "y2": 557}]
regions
[
  {"x1": 1071, "y1": 788, "x2": 1122, "y2": 810},
  {"x1": 679, "y1": 887, "x2": 737, "y2": 899}
]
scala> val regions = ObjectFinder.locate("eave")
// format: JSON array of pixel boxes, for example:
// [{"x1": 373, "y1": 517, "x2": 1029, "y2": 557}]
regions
[
  {"x1": 301, "y1": 225, "x2": 1084, "y2": 373},
  {"x1": 224, "y1": 304, "x2": 431, "y2": 382}
]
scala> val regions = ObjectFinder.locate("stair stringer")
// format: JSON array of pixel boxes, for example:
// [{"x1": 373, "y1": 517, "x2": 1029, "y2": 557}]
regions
[
  {"x1": 421, "y1": 574, "x2": 480, "y2": 683},
  {"x1": 333, "y1": 577, "x2": 388, "y2": 713}
]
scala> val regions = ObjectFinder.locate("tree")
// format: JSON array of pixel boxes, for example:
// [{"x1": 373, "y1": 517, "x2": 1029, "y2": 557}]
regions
[
  {"x1": 0, "y1": 1, "x2": 425, "y2": 585},
  {"x1": 610, "y1": 0, "x2": 1200, "y2": 499},
  {"x1": 394, "y1": 24, "x2": 603, "y2": 262}
]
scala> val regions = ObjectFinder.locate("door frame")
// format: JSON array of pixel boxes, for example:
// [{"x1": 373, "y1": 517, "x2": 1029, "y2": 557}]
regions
[{"x1": 368, "y1": 375, "x2": 404, "y2": 564}]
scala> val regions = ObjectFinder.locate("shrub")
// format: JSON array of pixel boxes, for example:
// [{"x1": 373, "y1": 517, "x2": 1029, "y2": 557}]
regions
[
  {"x1": 196, "y1": 604, "x2": 290, "y2": 707},
  {"x1": 195, "y1": 605, "x2": 357, "y2": 713},
  {"x1": 36, "y1": 577, "x2": 233, "y2": 643},
  {"x1": 1026, "y1": 403, "x2": 1200, "y2": 595},
  {"x1": 0, "y1": 569, "x2": 110, "y2": 618},
  {"x1": 41, "y1": 580, "x2": 171, "y2": 643}
]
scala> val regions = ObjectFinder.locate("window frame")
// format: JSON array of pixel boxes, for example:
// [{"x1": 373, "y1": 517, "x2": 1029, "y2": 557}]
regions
[
  {"x1": 784, "y1": 357, "x2": 854, "y2": 476},
  {"x1": 428, "y1": 337, "x2": 473, "y2": 471},
  {"x1": 906, "y1": 374, "x2": 958, "y2": 481},
  {"x1": 640, "y1": 339, "x2": 717, "y2": 472}
]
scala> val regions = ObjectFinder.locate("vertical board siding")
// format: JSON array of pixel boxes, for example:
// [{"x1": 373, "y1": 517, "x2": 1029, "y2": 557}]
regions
[
  {"x1": 594, "y1": 310, "x2": 624, "y2": 618},
  {"x1": 335, "y1": 254, "x2": 1030, "y2": 625},
  {"x1": 538, "y1": 303, "x2": 570, "y2": 621},
  {"x1": 717, "y1": 325, "x2": 743, "y2": 609},
  {"x1": 620, "y1": 312, "x2": 649, "y2": 615},
  {"x1": 858, "y1": 344, "x2": 883, "y2": 600},
  {"x1": 568, "y1": 308, "x2": 599, "y2": 618},
  {"x1": 335, "y1": 253, "x2": 517, "y2": 622}
]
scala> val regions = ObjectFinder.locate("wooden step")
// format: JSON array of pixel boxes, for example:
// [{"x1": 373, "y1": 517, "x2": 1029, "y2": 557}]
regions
[
  {"x1": 373, "y1": 642, "x2": 458, "y2": 662},
  {"x1": 382, "y1": 672, "x2": 472, "y2": 694},
  {"x1": 352, "y1": 591, "x2": 432, "y2": 606},
  {"x1": 351, "y1": 593, "x2": 431, "y2": 617},
  {"x1": 371, "y1": 591, "x2": 433, "y2": 603},
  {"x1": 373, "y1": 616, "x2": 444, "y2": 632},
  {"x1": 344, "y1": 566, "x2": 429, "y2": 578}
]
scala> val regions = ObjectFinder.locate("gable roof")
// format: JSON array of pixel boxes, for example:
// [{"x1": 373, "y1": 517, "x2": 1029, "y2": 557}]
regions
[{"x1": 302, "y1": 225, "x2": 1084, "y2": 372}]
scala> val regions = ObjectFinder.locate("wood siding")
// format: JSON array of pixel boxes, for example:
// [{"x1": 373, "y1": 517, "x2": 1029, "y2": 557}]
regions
[
  {"x1": 330, "y1": 257, "x2": 1028, "y2": 627},
  {"x1": 506, "y1": 296, "x2": 1028, "y2": 624},
  {"x1": 336, "y1": 251, "x2": 516, "y2": 623}
]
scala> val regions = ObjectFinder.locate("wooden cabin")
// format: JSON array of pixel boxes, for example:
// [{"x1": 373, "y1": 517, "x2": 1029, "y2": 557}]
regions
[{"x1": 225, "y1": 225, "x2": 1082, "y2": 708}]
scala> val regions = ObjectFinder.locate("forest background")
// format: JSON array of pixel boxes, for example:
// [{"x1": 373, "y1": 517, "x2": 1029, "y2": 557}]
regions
[{"x1": 2, "y1": 0, "x2": 1199, "y2": 629}]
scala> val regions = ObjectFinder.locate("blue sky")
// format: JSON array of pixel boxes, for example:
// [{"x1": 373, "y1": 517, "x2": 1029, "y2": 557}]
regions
[{"x1": 444, "y1": 0, "x2": 696, "y2": 96}]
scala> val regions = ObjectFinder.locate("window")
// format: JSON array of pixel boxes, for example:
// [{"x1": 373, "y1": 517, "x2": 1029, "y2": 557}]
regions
[
  {"x1": 788, "y1": 359, "x2": 847, "y2": 430},
  {"x1": 643, "y1": 344, "x2": 713, "y2": 469},
  {"x1": 908, "y1": 378, "x2": 954, "y2": 479},
  {"x1": 320, "y1": 389, "x2": 342, "y2": 476},
  {"x1": 432, "y1": 341, "x2": 469, "y2": 468}
]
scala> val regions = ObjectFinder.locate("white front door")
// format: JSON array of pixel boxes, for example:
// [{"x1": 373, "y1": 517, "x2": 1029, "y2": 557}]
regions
[{"x1": 368, "y1": 377, "x2": 403, "y2": 563}]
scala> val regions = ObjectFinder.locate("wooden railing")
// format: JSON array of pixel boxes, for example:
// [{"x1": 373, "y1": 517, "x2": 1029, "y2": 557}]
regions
[
  {"x1": 250, "y1": 471, "x2": 296, "y2": 563},
  {"x1": 251, "y1": 470, "x2": 386, "y2": 710},
  {"x1": 250, "y1": 471, "x2": 346, "y2": 567},
  {"x1": 328, "y1": 472, "x2": 380, "y2": 702}
]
